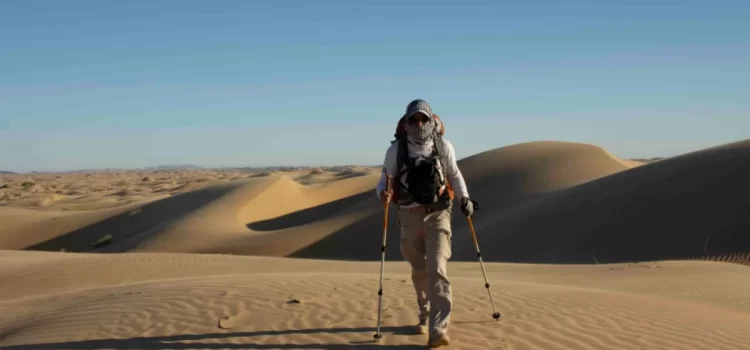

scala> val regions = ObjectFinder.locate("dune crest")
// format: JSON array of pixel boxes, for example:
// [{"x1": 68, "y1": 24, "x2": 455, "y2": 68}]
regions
[{"x1": 455, "y1": 140, "x2": 638, "y2": 211}]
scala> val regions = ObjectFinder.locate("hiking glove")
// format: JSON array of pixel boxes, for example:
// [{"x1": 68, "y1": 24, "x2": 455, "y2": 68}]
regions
[{"x1": 460, "y1": 197, "x2": 479, "y2": 217}]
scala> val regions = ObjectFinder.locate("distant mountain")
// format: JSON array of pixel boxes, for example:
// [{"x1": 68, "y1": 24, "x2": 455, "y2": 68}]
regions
[
  {"x1": 629, "y1": 157, "x2": 664, "y2": 163},
  {"x1": 230, "y1": 166, "x2": 307, "y2": 172},
  {"x1": 0, "y1": 171, "x2": 17, "y2": 175},
  {"x1": 4, "y1": 164, "x2": 378, "y2": 174},
  {"x1": 146, "y1": 164, "x2": 203, "y2": 170}
]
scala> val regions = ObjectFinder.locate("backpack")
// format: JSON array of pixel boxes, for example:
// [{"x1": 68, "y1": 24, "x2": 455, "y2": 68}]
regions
[{"x1": 389, "y1": 114, "x2": 455, "y2": 207}]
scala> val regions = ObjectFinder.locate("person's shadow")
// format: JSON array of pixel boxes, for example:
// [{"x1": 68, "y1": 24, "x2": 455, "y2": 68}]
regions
[{"x1": 0, "y1": 326, "x2": 428, "y2": 350}]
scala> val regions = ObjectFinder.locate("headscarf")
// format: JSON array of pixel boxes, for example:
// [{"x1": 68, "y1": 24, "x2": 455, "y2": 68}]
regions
[
  {"x1": 405, "y1": 117, "x2": 437, "y2": 143},
  {"x1": 403, "y1": 99, "x2": 437, "y2": 144}
]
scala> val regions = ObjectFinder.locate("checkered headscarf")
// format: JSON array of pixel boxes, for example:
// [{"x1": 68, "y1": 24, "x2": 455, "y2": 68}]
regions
[
  {"x1": 403, "y1": 99, "x2": 437, "y2": 143},
  {"x1": 404, "y1": 99, "x2": 433, "y2": 118}
]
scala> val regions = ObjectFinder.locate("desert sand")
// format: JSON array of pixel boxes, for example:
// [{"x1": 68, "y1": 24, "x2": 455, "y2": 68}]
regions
[{"x1": 1, "y1": 139, "x2": 749, "y2": 349}]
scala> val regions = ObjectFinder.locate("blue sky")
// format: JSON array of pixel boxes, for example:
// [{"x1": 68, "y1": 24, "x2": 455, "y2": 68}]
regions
[{"x1": 1, "y1": 0, "x2": 748, "y2": 172}]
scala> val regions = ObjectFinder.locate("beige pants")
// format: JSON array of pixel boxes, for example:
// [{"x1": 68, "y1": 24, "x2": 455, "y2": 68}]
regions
[{"x1": 397, "y1": 204, "x2": 453, "y2": 337}]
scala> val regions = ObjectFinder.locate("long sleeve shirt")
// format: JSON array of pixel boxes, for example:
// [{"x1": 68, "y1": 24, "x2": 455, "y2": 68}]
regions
[{"x1": 375, "y1": 137, "x2": 469, "y2": 207}]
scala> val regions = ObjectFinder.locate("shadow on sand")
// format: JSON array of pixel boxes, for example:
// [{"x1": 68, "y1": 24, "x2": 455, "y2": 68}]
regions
[{"x1": 1, "y1": 326, "x2": 429, "y2": 350}]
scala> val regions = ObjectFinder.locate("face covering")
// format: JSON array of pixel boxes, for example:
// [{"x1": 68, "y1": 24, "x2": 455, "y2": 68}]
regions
[{"x1": 405, "y1": 118, "x2": 436, "y2": 144}]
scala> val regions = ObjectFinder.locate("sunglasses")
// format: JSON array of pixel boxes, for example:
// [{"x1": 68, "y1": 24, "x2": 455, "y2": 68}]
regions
[{"x1": 407, "y1": 113, "x2": 430, "y2": 125}]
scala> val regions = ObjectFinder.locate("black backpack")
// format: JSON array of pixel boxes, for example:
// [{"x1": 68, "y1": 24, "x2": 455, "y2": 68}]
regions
[{"x1": 393, "y1": 137, "x2": 453, "y2": 209}]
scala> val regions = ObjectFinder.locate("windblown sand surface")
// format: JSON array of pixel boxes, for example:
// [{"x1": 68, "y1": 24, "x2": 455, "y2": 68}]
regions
[
  {"x1": 1, "y1": 139, "x2": 749, "y2": 349},
  {"x1": 1, "y1": 251, "x2": 750, "y2": 349}
]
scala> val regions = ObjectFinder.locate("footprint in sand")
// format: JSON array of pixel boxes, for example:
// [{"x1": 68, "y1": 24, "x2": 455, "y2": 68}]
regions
[
  {"x1": 218, "y1": 304, "x2": 302, "y2": 330},
  {"x1": 217, "y1": 308, "x2": 259, "y2": 330},
  {"x1": 218, "y1": 314, "x2": 246, "y2": 329}
]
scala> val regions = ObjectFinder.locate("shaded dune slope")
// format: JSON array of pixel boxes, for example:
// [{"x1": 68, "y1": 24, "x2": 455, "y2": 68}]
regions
[
  {"x1": 20, "y1": 176, "x2": 285, "y2": 253},
  {"x1": 286, "y1": 141, "x2": 655, "y2": 261},
  {"x1": 476, "y1": 138, "x2": 750, "y2": 264},
  {"x1": 0, "y1": 202, "x2": 154, "y2": 250},
  {"x1": 19, "y1": 174, "x2": 383, "y2": 257},
  {"x1": 198, "y1": 141, "x2": 636, "y2": 261},
  {"x1": 23, "y1": 181, "x2": 249, "y2": 253},
  {"x1": 292, "y1": 139, "x2": 750, "y2": 263}
]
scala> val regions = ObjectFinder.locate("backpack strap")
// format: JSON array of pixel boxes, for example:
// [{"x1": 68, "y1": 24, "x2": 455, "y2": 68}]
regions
[
  {"x1": 431, "y1": 134, "x2": 455, "y2": 201},
  {"x1": 432, "y1": 135, "x2": 447, "y2": 182},
  {"x1": 394, "y1": 116, "x2": 406, "y2": 140},
  {"x1": 433, "y1": 135, "x2": 444, "y2": 158},
  {"x1": 396, "y1": 139, "x2": 409, "y2": 178},
  {"x1": 391, "y1": 139, "x2": 412, "y2": 205}
]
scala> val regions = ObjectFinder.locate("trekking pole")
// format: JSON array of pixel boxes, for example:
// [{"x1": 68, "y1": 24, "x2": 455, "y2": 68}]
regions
[
  {"x1": 373, "y1": 175, "x2": 392, "y2": 341},
  {"x1": 467, "y1": 215, "x2": 501, "y2": 321}
]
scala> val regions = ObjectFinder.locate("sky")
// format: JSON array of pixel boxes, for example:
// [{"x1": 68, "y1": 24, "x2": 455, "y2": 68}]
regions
[{"x1": 1, "y1": 0, "x2": 748, "y2": 172}]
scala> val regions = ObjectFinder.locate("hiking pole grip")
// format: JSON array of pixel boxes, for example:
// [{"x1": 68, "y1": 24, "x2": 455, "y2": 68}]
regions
[
  {"x1": 467, "y1": 215, "x2": 481, "y2": 253},
  {"x1": 374, "y1": 174, "x2": 392, "y2": 341},
  {"x1": 382, "y1": 174, "x2": 392, "y2": 243},
  {"x1": 380, "y1": 175, "x2": 392, "y2": 255}
]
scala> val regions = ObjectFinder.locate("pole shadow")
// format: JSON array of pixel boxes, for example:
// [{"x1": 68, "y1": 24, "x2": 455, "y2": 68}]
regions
[{"x1": 1, "y1": 326, "x2": 428, "y2": 350}]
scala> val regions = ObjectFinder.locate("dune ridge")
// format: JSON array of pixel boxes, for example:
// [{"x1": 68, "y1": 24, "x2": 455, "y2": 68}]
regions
[
  {"x1": 688, "y1": 251, "x2": 750, "y2": 266},
  {"x1": 451, "y1": 141, "x2": 640, "y2": 211}
]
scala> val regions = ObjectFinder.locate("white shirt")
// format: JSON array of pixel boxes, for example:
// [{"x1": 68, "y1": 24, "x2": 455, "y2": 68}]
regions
[{"x1": 375, "y1": 137, "x2": 469, "y2": 207}]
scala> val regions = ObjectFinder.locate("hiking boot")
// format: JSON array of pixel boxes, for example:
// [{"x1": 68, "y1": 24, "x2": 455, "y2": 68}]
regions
[
  {"x1": 413, "y1": 321, "x2": 428, "y2": 335},
  {"x1": 427, "y1": 332, "x2": 450, "y2": 347},
  {"x1": 414, "y1": 311, "x2": 429, "y2": 335}
]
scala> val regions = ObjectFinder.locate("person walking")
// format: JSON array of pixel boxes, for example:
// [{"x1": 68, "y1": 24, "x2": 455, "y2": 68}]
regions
[{"x1": 376, "y1": 99, "x2": 478, "y2": 347}]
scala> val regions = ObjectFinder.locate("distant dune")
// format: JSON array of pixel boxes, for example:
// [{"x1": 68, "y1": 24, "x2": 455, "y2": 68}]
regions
[{"x1": 629, "y1": 157, "x2": 664, "y2": 163}]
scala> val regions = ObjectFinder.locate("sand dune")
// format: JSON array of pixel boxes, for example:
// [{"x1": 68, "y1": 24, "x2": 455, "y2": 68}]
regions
[
  {"x1": 290, "y1": 139, "x2": 750, "y2": 263},
  {"x1": 2, "y1": 139, "x2": 749, "y2": 349},
  {"x1": 1, "y1": 251, "x2": 749, "y2": 349},
  {"x1": 2, "y1": 171, "x2": 382, "y2": 257},
  {"x1": 479, "y1": 138, "x2": 750, "y2": 264},
  {"x1": 2, "y1": 141, "x2": 632, "y2": 255},
  {"x1": 4, "y1": 140, "x2": 748, "y2": 266},
  {"x1": 0, "y1": 167, "x2": 378, "y2": 252},
  {"x1": 294, "y1": 166, "x2": 373, "y2": 185},
  {"x1": 454, "y1": 141, "x2": 642, "y2": 210}
]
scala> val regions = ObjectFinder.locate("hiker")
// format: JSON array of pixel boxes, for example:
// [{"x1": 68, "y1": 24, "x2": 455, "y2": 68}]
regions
[{"x1": 375, "y1": 99, "x2": 478, "y2": 347}]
